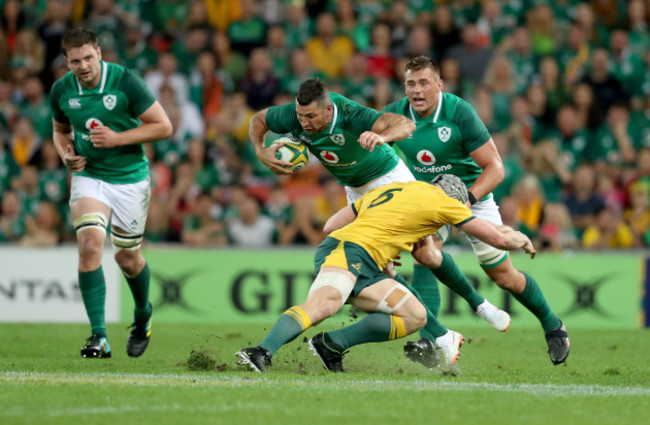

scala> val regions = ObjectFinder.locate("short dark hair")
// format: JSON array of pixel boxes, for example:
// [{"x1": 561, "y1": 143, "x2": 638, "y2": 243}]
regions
[
  {"x1": 405, "y1": 56, "x2": 441, "y2": 77},
  {"x1": 61, "y1": 28, "x2": 98, "y2": 55},
  {"x1": 296, "y1": 78, "x2": 330, "y2": 107}
]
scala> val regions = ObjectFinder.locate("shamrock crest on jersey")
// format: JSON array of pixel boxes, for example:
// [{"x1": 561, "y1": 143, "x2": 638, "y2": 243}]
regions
[
  {"x1": 438, "y1": 126, "x2": 451, "y2": 142},
  {"x1": 103, "y1": 94, "x2": 117, "y2": 110},
  {"x1": 330, "y1": 133, "x2": 345, "y2": 146}
]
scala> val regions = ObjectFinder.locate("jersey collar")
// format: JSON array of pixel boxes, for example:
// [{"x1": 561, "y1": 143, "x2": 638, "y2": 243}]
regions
[
  {"x1": 324, "y1": 102, "x2": 339, "y2": 134},
  {"x1": 409, "y1": 91, "x2": 443, "y2": 124},
  {"x1": 75, "y1": 61, "x2": 108, "y2": 95}
]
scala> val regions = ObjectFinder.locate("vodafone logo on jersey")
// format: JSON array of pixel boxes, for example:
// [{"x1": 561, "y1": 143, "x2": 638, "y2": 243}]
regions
[
  {"x1": 85, "y1": 118, "x2": 103, "y2": 130},
  {"x1": 417, "y1": 150, "x2": 436, "y2": 166},
  {"x1": 320, "y1": 151, "x2": 339, "y2": 163}
]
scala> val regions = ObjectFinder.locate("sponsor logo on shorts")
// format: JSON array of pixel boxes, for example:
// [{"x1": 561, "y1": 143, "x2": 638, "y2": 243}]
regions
[
  {"x1": 351, "y1": 263, "x2": 362, "y2": 273},
  {"x1": 417, "y1": 150, "x2": 436, "y2": 166},
  {"x1": 68, "y1": 98, "x2": 81, "y2": 109},
  {"x1": 85, "y1": 118, "x2": 103, "y2": 130},
  {"x1": 438, "y1": 126, "x2": 451, "y2": 142},
  {"x1": 103, "y1": 94, "x2": 117, "y2": 111}
]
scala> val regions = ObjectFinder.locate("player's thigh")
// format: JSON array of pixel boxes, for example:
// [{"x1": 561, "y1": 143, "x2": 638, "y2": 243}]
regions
[
  {"x1": 69, "y1": 176, "x2": 112, "y2": 220},
  {"x1": 104, "y1": 178, "x2": 151, "y2": 236},
  {"x1": 352, "y1": 278, "x2": 419, "y2": 315}
]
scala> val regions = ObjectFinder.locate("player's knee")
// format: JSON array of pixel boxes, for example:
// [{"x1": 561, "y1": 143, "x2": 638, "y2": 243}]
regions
[
  {"x1": 405, "y1": 301, "x2": 427, "y2": 333},
  {"x1": 114, "y1": 250, "x2": 144, "y2": 276},
  {"x1": 488, "y1": 267, "x2": 524, "y2": 293},
  {"x1": 415, "y1": 245, "x2": 443, "y2": 269},
  {"x1": 75, "y1": 213, "x2": 107, "y2": 264}
]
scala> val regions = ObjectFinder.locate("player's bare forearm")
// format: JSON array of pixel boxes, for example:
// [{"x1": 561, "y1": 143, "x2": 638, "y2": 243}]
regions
[
  {"x1": 249, "y1": 110, "x2": 270, "y2": 153},
  {"x1": 372, "y1": 113, "x2": 416, "y2": 143},
  {"x1": 469, "y1": 140, "x2": 504, "y2": 199}
]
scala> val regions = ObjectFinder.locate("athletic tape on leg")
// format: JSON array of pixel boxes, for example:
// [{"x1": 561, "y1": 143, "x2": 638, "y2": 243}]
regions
[
  {"x1": 377, "y1": 283, "x2": 412, "y2": 314},
  {"x1": 110, "y1": 229, "x2": 143, "y2": 253},
  {"x1": 308, "y1": 272, "x2": 355, "y2": 303},
  {"x1": 73, "y1": 212, "x2": 108, "y2": 233}
]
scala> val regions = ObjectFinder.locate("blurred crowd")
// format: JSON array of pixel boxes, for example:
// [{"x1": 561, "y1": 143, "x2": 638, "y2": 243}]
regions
[{"x1": 0, "y1": 0, "x2": 649, "y2": 252}]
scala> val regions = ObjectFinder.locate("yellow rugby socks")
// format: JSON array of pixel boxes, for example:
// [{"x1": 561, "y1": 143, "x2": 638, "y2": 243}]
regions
[{"x1": 259, "y1": 306, "x2": 312, "y2": 355}]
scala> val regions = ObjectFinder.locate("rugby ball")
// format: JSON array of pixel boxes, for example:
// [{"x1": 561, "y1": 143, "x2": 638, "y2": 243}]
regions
[{"x1": 272, "y1": 137, "x2": 310, "y2": 172}]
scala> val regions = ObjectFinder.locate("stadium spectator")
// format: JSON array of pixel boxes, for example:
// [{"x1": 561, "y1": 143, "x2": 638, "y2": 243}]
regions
[
  {"x1": 227, "y1": 194, "x2": 276, "y2": 247},
  {"x1": 19, "y1": 75, "x2": 52, "y2": 141},
  {"x1": 240, "y1": 47, "x2": 279, "y2": 111},
  {"x1": 446, "y1": 23, "x2": 495, "y2": 85},
  {"x1": 582, "y1": 208, "x2": 634, "y2": 250},
  {"x1": 538, "y1": 202, "x2": 579, "y2": 252},
  {"x1": 527, "y1": 3, "x2": 557, "y2": 56},
  {"x1": 581, "y1": 48, "x2": 629, "y2": 116},
  {"x1": 624, "y1": 182, "x2": 650, "y2": 247},
  {"x1": 537, "y1": 56, "x2": 568, "y2": 113},
  {"x1": 563, "y1": 164, "x2": 607, "y2": 237},
  {"x1": 334, "y1": 0, "x2": 370, "y2": 52},
  {"x1": 0, "y1": 190, "x2": 25, "y2": 242},
  {"x1": 170, "y1": 25, "x2": 210, "y2": 77},
  {"x1": 212, "y1": 31, "x2": 247, "y2": 88},
  {"x1": 181, "y1": 191, "x2": 227, "y2": 247},
  {"x1": 19, "y1": 200, "x2": 62, "y2": 247},
  {"x1": 366, "y1": 23, "x2": 395, "y2": 80},
  {"x1": 504, "y1": 27, "x2": 536, "y2": 95},
  {"x1": 144, "y1": 51, "x2": 190, "y2": 104},
  {"x1": 11, "y1": 117, "x2": 41, "y2": 167},
  {"x1": 227, "y1": 0, "x2": 266, "y2": 56},
  {"x1": 189, "y1": 50, "x2": 227, "y2": 122},
  {"x1": 305, "y1": 13, "x2": 354, "y2": 78},
  {"x1": 430, "y1": 3, "x2": 461, "y2": 60}
]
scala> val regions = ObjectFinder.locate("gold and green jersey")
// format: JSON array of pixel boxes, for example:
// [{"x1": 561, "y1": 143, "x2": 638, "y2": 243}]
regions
[
  {"x1": 330, "y1": 181, "x2": 474, "y2": 270},
  {"x1": 266, "y1": 92, "x2": 399, "y2": 187},
  {"x1": 50, "y1": 61, "x2": 156, "y2": 184},
  {"x1": 383, "y1": 93, "x2": 490, "y2": 189}
]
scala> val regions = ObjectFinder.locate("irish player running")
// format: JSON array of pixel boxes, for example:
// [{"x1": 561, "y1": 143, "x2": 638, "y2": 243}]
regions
[
  {"x1": 383, "y1": 56, "x2": 570, "y2": 365},
  {"x1": 250, "y1": 79, "x2": 509, "y2": 367},
  {"x1": 236, "y1": 176, "x2": 536, "y2": 373},
  {"x1": 50, "y1": 28, "x2": 172, "y2": 359}
]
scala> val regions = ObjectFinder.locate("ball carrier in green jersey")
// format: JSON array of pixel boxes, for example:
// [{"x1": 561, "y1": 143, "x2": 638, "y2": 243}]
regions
[
  {"x1": 51, "y1": 28, "x2": 172, "y2": 358},
  {"x1": 249, "y1": 78, "x2": 510, "y2": 367},
  {"x1": 383, "y1": 56, "x2": 570, "y2": 365}
]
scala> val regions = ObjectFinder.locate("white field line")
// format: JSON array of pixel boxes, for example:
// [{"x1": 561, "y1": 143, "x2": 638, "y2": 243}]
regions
[{"x1": 2, "y1": 371, "x2": 650, "y2": 399}]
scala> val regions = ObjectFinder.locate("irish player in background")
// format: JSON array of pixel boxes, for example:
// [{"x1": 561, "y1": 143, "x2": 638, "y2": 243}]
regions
[
  {"x1": 50, "y1": 28, "x2": 172, "y2": 359},
  {"x1": 383, "y1": 56, "x2": 570, "y2": 365},
  {"x1": 236, "y1": 175, "x2": 536, "y2": 373},
  {"x1": 249, "y1": 79, "x2": 510, "y2": 366}
]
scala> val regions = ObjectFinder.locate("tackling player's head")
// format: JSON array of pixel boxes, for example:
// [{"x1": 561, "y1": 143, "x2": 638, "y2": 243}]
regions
[
  {"x1": 404, "y1": 56, "x2": 443, "y2": 117},
  {"x1": 295, "y1": 78, "x2": 333, "y2": 134},
  {"x1": 432, "y1": 174, "x2": 468, "y2": 204},
  {"x1": 62, "y1": 28, "x2": 102, "y2": 89}
]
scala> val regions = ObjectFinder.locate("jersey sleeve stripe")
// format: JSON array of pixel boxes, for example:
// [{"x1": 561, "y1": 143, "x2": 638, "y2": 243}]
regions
[{"x1": 453, "y1": 216, "x2": 475, "y2": 227}]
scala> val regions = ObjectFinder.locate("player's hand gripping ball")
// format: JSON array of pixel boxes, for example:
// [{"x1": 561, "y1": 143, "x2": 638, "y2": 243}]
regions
[{"x1": 272, "y1": 137, "x2": 310, "y2": 172}]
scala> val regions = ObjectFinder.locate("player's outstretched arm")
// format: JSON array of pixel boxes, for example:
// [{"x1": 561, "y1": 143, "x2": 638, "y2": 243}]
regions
[
  {"x1": 358, "y1": 112, "x2": 415, "y2": 152},
  {"x1": 53, "y1": 119, "x2": 86, "y2": 172},
  {"x1": 323, "y1": 205, "x2": 356, "y2": 234},
  {"x1": 459, "y1": 218, "x2": 536, "y2": 259},
  {"x1": 89, "y1": 101, "x2": 172, "y2": 148},
  {"x1": 249, "y1": 108, "x2": 293, "y2": 175}
]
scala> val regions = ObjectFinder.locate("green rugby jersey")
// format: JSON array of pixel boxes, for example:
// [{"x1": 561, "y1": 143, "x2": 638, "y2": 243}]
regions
[
  {"x1": 383, "y1": 93, "x2": 490, "y2": 189},
  {"x1": 266, "y1": 92, "x2": 399, "y2": 187},
  {"x1": 50, "y1": 61, "x2": 156, "y2": 184}
]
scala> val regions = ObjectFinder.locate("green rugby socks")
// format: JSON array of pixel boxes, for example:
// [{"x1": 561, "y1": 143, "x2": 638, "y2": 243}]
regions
[
  {"x1": 79, "y1": 266, "x2": 107, "y2": 337},
  {"x1": 434, "y1": 252, "x2": 485, "y2": 310},
  {"x1": 411, "y1": 264, "x2": 441, "y2": 317},
  {"x1": 125, "y1": 262, "x2": 152, "y2": 322},
  {"x1": 513, "y1": 272, "x2": 561, "y2": 332},
  {"x1": 259, "y1": 306, "x2": 312, "y2": 355},
  {"x1": 326, "y1": 313, "x2": 406, "y2": 350}
]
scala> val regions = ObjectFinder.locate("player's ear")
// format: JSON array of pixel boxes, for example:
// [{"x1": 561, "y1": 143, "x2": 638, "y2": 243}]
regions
[{"x1": 96, "y1": 46, "x2": 102, "y2": 60}]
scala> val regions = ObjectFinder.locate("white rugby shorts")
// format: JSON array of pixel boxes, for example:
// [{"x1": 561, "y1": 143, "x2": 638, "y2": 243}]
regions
[
  {"x1": 69, "y1": 175, "x2": 151, "y2": 234},
  {"x1": 345, "y1": 158, "x2": 415, "y2": 204}
]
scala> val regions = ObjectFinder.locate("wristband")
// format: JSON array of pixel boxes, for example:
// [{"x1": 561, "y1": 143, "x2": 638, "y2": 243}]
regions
[{"x1": 468, "y1": 191, "x2": 478, "y2": 205}]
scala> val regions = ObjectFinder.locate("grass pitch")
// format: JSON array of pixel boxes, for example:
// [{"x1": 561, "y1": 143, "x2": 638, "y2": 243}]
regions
[{"x1": 1, "y1": 323, "x2": 649, "y2": 425}]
